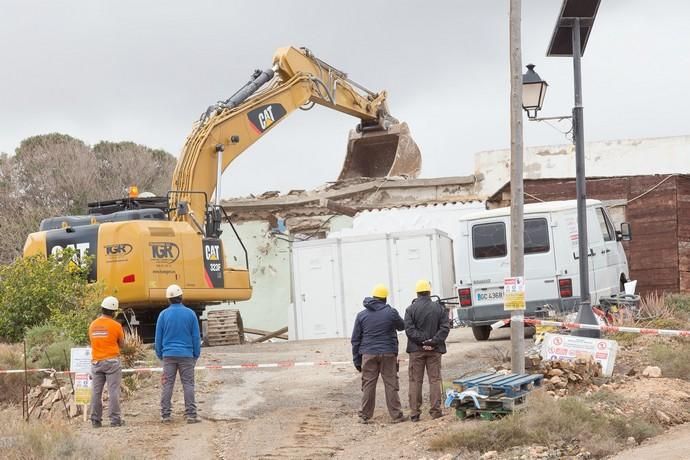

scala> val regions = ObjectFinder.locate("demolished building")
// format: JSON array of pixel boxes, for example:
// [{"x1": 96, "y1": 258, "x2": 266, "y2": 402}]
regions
[{"x1": 220, "y1": 134, "x2": 690, "y2": 332}]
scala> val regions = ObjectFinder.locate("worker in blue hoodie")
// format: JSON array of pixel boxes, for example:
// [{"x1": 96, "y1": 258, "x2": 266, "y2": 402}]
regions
[
  {"x1": 351, "y1": 284, "x2": 406, "y2": 424},
  {"x1": 155, "y1": 284, "x2": 201, "y2": 424}
]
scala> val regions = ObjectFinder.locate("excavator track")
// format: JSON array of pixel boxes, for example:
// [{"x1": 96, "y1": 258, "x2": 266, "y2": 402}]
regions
[{"x1": 205, "y1": 309, "x2": 245, "y2": 346}]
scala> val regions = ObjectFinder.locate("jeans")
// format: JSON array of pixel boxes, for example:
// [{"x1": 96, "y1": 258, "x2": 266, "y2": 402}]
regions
[
  {"x1": 160, "y1": 357, "x2": 197, "y2": 419},
  {"x1": 90, "y1": 358, "x2": 122, "y2": 424}
]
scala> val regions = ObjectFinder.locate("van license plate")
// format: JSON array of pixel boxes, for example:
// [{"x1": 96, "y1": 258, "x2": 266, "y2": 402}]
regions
[{"x1": 476, "y1": 289, "x2": 504, "y2": 304}]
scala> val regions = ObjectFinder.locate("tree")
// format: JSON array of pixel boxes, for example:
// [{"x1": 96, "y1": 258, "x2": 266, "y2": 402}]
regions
[
  {"x1": 92, "y1": 141, "x2": 177, "y2": 199},
  {"x1": 0, "y1": 134, "x2": 177, "y2": 264},
  {"x1": 13, "y1": 134, "x2": 97, "y2": 215}
]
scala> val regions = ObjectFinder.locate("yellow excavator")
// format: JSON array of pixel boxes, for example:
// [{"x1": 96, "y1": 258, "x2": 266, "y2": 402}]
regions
[{"x1": 23, "y1": 46, "x2": 421, "y2": 342}]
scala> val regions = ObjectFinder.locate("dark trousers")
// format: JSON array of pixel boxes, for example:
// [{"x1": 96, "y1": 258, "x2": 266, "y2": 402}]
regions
[
  {"x1": 360, "y1": 353, "x2": 403, "y2": 420},
  {"x1": 160, "y1": 357, "x2": 197, "y2": 418},
  {"x1": 408, "y1": 351, "x2": 442, "y2": 418}
]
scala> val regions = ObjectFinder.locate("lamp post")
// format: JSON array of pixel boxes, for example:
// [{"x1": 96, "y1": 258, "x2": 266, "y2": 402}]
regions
[{"x1": 523, "y1": 0, "x2": 601, "y2": 339}]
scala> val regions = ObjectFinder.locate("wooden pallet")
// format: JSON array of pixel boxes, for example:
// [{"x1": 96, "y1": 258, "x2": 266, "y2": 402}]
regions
[
  {"x1": 450, "y1": 392, "x2": 527, "y2": 411},
  {"x1": 453, "y1": 372, "x2": 544, "y2": 398},
  {"x1": 205, "y1": 310, "x2": 244, "y2": 346},
  {"x1": 455, "y1": 406, "x2": 516, "y2": 421}
]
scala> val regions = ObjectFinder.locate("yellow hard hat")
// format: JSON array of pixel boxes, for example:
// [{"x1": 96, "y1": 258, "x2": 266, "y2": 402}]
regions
[
  {"x1": 415, "y1": 279, "x2": 431, "y2": 293},
  {"x1": 372, "y1": 284, "x2": 389, "y2": 298}
]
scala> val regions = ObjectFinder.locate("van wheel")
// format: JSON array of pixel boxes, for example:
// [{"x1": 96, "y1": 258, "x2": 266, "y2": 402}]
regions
[{"x1": 472, "y1": 326, "x2": 491, "y2": 341}]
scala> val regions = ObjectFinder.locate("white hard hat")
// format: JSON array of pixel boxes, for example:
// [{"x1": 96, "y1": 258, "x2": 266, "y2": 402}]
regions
[
  {"x1": 166, "y1": 284, "x2": 183, "y2": 298},
  {"x1": 101, "y1": 296, "x2": 119, "y2": 311}
]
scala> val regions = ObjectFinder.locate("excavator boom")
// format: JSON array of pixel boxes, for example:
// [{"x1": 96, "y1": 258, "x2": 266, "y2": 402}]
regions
[{"x1": 171, "y1": 46, "x2": 421, "y2": 219}]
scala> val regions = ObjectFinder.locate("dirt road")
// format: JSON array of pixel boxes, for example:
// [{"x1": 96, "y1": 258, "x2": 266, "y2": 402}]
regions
[
  {"x1": 610, "y1": 423, "x2": 690, "y2": 460},
  {"x1": 87, "y1": 327, "x2": 513, "y2": 459}
]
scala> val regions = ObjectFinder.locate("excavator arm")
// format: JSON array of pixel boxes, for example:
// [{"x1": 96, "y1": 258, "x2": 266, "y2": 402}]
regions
[{"x1": 170, "y1": 46, "x2": 420, "y2": 222}]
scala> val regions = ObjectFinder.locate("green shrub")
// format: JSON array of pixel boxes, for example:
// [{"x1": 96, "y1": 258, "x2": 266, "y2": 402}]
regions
[
  {"x1": 25, "y1": 324, "x2": 68, "y2": 363},
  {"x1": 36, "y1": 340, "x2": 75, "y2": 371},
  {"x1": 0, "y1": 250, "x2": 102, "y2": 343},
  {"x1": 48, "y1": 301, "x2": 101, "y2": 345}
]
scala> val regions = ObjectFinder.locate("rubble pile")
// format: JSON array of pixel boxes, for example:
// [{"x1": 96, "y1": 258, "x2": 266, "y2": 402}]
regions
[
  {"x1": 527, "y1": 355, "x2": 604, "y2": 396},
  {"x1": 27, "y1": 374, "x2": 82, "y2": 419}
]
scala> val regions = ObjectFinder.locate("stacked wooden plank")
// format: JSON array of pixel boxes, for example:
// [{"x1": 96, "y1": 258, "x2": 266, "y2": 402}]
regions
[{"x1": 206, "y1": 309, "x2": 245, "y2": 346}]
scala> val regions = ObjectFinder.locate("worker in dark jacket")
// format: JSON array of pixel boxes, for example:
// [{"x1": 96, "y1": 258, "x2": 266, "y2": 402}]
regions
[
  {"x1": 405, "y1": 279, "x2": 450, "y2": 421},
  {"x1": 351, "y1": 284, "x2": 406, "y2": 424}
]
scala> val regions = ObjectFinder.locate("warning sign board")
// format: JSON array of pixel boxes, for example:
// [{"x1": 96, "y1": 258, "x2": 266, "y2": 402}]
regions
[
  {"x1": 74, "y1": 373, "x2": 92, "y2": 405},
  {"x1": 504, "y1": 277, "x2": 526, "y2": 310},
  {"x1": 70, "y1": 347, "x2": 92, "y2": 373},
  {"x1": 540, "y1": 333, "x2": 618, "y2": 376},
  {"x1": 70, "y1": 348, "x2": 92, "y2": 405}
]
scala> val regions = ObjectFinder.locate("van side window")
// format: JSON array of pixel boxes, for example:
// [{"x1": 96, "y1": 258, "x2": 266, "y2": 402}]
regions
[
  {"x1": 524, "y1": 218, "x2": 550, "y2": 254},
  {"x1": 472, "y1": 222, "x2": 507, "y2": 259},
  {"x1": 596, "y1": 207, "x2": 614, "y2": 241}
]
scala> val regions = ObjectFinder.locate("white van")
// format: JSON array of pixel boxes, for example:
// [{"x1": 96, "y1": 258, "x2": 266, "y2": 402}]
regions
[{"x1": 455, "y1": 199, "x2": 632, "y2": 341}]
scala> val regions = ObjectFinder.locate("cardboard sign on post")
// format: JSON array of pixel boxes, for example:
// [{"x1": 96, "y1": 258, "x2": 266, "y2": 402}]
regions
[{"x1": 504, "y1": 277, "x2": 526, "y2": 310}]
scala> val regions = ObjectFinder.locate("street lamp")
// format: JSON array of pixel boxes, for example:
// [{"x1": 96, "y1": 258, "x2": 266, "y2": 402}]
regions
[
  {"x1": 522, "y1": 64, "x2": 548, "y2": 120},
  {"x1": 524, "y1": 0, "x2": 601, "y2": 339}
]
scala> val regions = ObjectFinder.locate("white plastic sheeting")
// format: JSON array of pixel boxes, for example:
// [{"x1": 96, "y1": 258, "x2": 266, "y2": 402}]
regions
[{"x1": 330, "y1": 202, "x2": 486, "y2": 239}]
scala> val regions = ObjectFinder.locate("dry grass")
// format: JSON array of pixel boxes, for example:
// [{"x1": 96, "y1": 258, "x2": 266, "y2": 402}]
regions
[
  {"x1": 431, "y1": 391, "x2": 660, "y2": 458},
  {"x1": 0, "y1": 344, "x2": 42, "y2": 404},
  {"x1": 120, "y1": 330, "x2": 147, "y2": 369},
  {"x1": 119, "y1": 330, "x2": 154, "y2": 396},
  {"x1": 649, "y1": 338, "x2": 690, "y2": 380},
  {"x1": 610, "y1": 294, "x2": 690, "y2": 346},
  {"x1": 0, "y1": 406, "x2": 123, "y2": 459},
  {"x1": 637, "y1": 293, "x2": 690, "y2": 329}
]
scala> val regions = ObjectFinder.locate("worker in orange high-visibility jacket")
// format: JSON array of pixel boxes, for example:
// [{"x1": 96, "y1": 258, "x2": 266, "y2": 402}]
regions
[{"x1": 88, "y1": 296, "x2": 125, "y2": 428}]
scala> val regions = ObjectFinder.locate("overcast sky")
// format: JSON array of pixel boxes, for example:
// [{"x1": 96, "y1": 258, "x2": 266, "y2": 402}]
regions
[{"x1": 1, "y1": 1, "x2": 689, "y2": 198}]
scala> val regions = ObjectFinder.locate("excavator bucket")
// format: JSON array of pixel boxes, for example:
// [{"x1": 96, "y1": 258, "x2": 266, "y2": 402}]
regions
[{"x1": 338, "y1": 122, "x2": 421, "y2": 180}]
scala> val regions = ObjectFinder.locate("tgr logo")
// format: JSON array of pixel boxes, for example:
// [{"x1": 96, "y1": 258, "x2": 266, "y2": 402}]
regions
[
  {"x1": 150, "y1": 242, "x2": 180, "y2": 263},
  {"x1": 105, "y1": 243, "x2": 133, "y2": 256}
]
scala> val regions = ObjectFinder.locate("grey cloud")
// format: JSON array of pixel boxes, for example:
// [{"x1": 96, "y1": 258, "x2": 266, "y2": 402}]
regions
[{"x1": 1, "y1": 0, "x2": 688, "y2": 197}]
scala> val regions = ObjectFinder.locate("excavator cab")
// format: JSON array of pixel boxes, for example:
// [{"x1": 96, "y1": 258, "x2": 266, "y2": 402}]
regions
[{"x1": 339, "y1": 122, "x2": 421, "y2": 180}]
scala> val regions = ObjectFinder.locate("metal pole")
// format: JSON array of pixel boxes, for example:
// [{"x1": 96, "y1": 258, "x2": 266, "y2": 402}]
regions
[
  {"x1": 571, "y1": 17, "x2": 600, "y2": 338},
  {"x1": 509, "y1": 0, "x2": 525, "y2": 373},
  {"x1": 215, "y1": 144, "x2": 224, "y2": 206},
  {"x1": 23, "y1": 340, "x2": 29, "y2": 421}
]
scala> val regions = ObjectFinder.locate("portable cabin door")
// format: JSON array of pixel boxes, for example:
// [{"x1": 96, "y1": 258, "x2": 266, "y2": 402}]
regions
[{"x1": 293, "y1": 243, "x2": 343, "y2": 339}]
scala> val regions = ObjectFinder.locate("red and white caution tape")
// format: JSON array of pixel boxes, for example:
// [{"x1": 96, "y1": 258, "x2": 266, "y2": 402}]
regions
[
  {"x1": 491, "y1": 317, "x2": 690, "y2": 337},
  {"x1": 0, "y1": 360, "x2": 353, "y2": 375}
]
